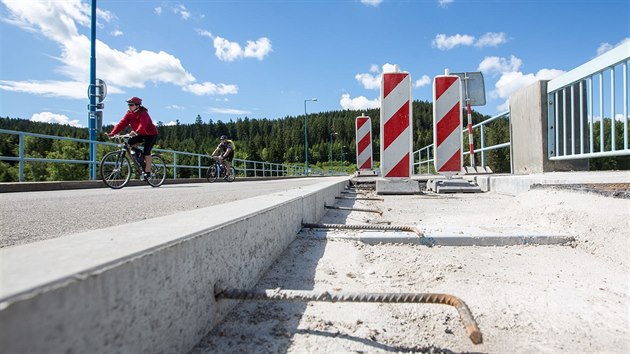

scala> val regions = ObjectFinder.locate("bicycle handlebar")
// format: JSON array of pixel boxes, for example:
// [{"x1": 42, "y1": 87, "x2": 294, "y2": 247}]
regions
[{"x1": 109, "y1": 133, "x2": 135, "y2": 142}]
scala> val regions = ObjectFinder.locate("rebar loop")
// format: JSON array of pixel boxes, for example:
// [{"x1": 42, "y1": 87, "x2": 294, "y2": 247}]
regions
[
  {"x1": 303, "y1": 222, "x2": 424, "y2": 237},
  {"x1": 324, "y1": 205, "x2": 383, "y2": 215},
  {"x1": 214, "y1": 287, "x2": 482, "y2": 345},
  {"x1": 335, "y1": 196, "x2": 385, "y2": 201}
]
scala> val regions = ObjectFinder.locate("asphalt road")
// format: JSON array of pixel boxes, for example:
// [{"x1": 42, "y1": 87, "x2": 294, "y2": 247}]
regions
[{"x1": 0, "y1": 178, "x2": 334, "y2": 248}]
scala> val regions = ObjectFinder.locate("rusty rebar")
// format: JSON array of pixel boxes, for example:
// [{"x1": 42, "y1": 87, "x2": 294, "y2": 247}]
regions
[
  {"x1": 303, "y1": 222, "x2": 423, "y2": 237},
  {"x1": 335, "y1": 196, "x2": 384, "y2": 201},
  {"x1": 324, "y1": 205, "x2": 382, "y2": 215},
  {"x1": 215, "y1": 287, "x2": 482, "y2": 345}
]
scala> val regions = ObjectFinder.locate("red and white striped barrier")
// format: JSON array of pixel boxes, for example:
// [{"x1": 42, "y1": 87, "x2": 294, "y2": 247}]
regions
[
  {"x1": 433, "y1": 74, "x2": 462, "y2": 174},
  {"x1": 355, "y1": 115, "x2": 373, "y2": 170},
  {"x1": 380, "y1": 72, "x2": 412, "y2": 177}
]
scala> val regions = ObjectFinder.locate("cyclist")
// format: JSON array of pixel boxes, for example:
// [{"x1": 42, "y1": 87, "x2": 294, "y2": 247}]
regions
[
  {"x1": 107, "y1": 97, "x2": 158, "y2": 179},
  {"x1": 212, "y1": 135, "x2": 234, "y2": 179}
]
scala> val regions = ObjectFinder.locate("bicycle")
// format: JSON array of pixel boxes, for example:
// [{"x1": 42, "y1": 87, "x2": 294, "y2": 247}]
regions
[
  {"x1": 206, "y1": 156, "x2": 235, "y2": 183},
  {"x1": 100, "y1": 134, "x2": 166, "y2": 189}
]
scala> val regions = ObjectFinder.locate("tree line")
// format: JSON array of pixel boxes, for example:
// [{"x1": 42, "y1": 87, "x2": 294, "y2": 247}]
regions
[{"x1": 0, "y1": 100, "x2": 627, "y2": 182}]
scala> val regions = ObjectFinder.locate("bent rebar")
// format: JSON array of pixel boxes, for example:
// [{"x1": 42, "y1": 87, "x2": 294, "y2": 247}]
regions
[
  {"x1": 324, "y1": 205, "x2": 383, "y2": 215},
  {"x1": 214, "y1": 287, "x2": 482, "y2": 345},
  {"x1": 303, "y1": 222, "x2": 423, "y2": 237},
  {"x1": 335, "y1": 196, "x2": 385, "y2": 201}
]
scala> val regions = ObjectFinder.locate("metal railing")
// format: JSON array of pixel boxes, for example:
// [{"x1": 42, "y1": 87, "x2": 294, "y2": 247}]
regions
[
  {"x1": 0, "y1": 129, "x2": 316, "y2": 182},
  {"x1": 547, "y1": 41, "x2": 630, "y2": 160},
  {"x1": 413, "y1": 111, "x2": 511, "y2": 175}
]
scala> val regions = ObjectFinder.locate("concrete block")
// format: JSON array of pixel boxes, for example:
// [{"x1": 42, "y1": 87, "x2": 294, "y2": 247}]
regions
[
  {"x1": 0, "y1": 178, "x2": 349, "y2": 354},
  {"x1": 426, "y1": 178, "x2": 481, "y2": 193},
  {"x1": 354, "y1": 170, "x2": 378, "y2": 177},
  {"x1": 375, "y1": 178, "x2": 421, "y2": 195},
  {"x1": 509, "y1": 80, "x2": 588, "y2": 173}
]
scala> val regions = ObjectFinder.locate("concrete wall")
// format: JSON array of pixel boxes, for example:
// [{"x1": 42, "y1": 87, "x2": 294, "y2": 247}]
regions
[
  {"x1": 509, "y1": 80, "x2": 588, "y2": 174},
  {"x1": 0, "y1": 178, "x2": 349, "y2": 354}
]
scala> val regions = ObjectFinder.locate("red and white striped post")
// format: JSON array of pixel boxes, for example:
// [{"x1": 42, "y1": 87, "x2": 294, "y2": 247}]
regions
[
  {"x1": 433, "y1": 72, "x2": 463, "y2": 175},
  {"x1": 465, "y1": 101, "x2": 475, "y2": 167},
  {"x1": 355, "y1": 114, "x2": 373, "y2": 170},
  {"x1": 380, "y1": 72, "x2": 413, "y2": 178}
]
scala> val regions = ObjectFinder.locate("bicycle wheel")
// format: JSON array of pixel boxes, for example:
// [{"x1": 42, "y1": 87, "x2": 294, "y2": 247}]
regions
[
  {"x1": 206, "y1": 164, "x2": 218, "y2": 182},
  {"x1": 100, "y1": 151, "x2": 131, "y2": 189},
  {"x1": 146, "y1": 154, "x2": 166, "y2": 187},
  {"x1": 225, "y1": 167, "x2": 236, "y2": 182}
]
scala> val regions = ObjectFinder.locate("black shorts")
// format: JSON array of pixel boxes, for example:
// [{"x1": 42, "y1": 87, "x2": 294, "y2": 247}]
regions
[
  {"x1": 129, "y1": 135, "x2": 157, "y2": 155},
  {"x1": 223, "y1": 151, "x2": 234, "y2": 162}
]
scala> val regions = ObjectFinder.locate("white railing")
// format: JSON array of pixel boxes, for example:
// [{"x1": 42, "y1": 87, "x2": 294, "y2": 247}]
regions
[
  {"x1": 413, "y1": 111, "x2": 511, "y2": 175},
  {"x1": 547, "y1": 41, "x2": 630, "y2": 160}
]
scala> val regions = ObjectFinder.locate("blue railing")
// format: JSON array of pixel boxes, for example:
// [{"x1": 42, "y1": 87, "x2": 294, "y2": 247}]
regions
[
  {"x1": 413, "y1": 111, "x2": 511, "y2": 175},
  {"x1": 0, "y1": 129, "x2": 321, "y2": 182}
]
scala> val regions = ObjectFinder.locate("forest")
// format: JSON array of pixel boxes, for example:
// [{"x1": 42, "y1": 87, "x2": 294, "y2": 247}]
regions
[{"x1": 0, "y1": 99, "x2": 628, "y2": 182}]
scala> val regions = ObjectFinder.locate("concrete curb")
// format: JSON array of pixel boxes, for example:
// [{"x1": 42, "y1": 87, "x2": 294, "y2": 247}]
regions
[
  {"x1": 0, "y1": 177, "x2": 350, "y2": 354},
  {"x1": 471, "y1": 171, "x2": 630, "y2": 196},
  {"x1": 303, "y1": 231, "x2": 573, "y2": 246}
]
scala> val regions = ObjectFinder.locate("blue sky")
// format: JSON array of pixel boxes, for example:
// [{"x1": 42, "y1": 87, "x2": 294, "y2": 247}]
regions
[{"x1": 1, "y1": 0, "x2": 628, "y2": 128}]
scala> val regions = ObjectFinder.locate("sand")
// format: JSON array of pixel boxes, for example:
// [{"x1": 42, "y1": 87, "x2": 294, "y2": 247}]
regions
[{"x1": 191, "y1": 187, "x2": 630, "y2": 353}]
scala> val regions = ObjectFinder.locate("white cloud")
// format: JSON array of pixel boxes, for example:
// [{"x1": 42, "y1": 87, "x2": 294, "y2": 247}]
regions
[
  {"x1": 361, "y1": 0, "x2": 383, "y2": 7},
  {"x1": 173, "y1": 4, "x2": 191, "y2": 20},
  {"x1": 154, "y1": 7, "x2": 162, "y2": 16},
  {"x1": 475, "y1": 32, "x2": 507, "y2": 47},
  {"x1": 196, "y1": 29, "x2": 213, "y2": 38},
  {"x1": 478, "y1": 55, "x2": 564, "y2": 111},
  {"x1": 184, "y1": 82, "x2": 238, "y2": 96},
  {"x1": 212, "y1": 35, "x2": 272, "y2": 61},
  {"x1": 597, "y1": 37, "x2": 630, "y2": 56},
  {"x1": 355, "y1": 73, "x2": 381, "y2": 90},
  {"x1": 414, "y1": 75, "x2": 430, "y2": 88},
  {"x1": 110, "y1": 30, "x2": 123, "y2": 37},
  {"x1": 0, "y1": 79, "x2": 122, "y2": 99},
  {"x1": 355, "y1": 63, "x2": 402, "y2": 90},
  {"x1": 244, "y1": 37, "x2": 272, "y2": 60},
  {"x1": 433, "y1": 32, "x2": 507, "y2": 50},
  {"x1": 340, "y1": 93, "x2": 380, "y2": 110},
  {"x1": 164, "y1": 121, "x2": 178, "y2": 126},
  {"x1": 166, "y1": 105, "x2": 185, "y2": 110},
  {"x1": 478, "y1": 55, "x2": 522, "y2": 76},
  {"x1": 207, "y1": 107, "x2": 252, "y2": 115},
  {"x1": 382, "y1": 63, "x2": 400, "y2": 73},
  {"x1": 438, "y1": 0, "x2": 454, "y2": 8},
  {"x1": 0, "y1": 1, "x2": 237, "y2": 100},
  {"x1": 433, "y1": 33, "x2": 474, "y2": 50},
  {"x1": 31, "y1": 112, "x2": 82, "y2": 127}
]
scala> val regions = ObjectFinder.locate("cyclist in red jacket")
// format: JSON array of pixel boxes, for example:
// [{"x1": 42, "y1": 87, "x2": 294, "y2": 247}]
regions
[{"x1": 108, "y1": 97, "x2": 158, "y2": 178}]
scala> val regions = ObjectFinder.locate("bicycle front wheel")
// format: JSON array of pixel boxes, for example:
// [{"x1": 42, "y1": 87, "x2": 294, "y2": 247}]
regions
[
  {"x1": 146, "y1": 154, "x2": 166, "y2": 187},
  {"x1": 206, "y1": 164, "x2": 218, "y2": 182},
  {"x1": 225, "y1": 167, "x2": 236, "y2": 182},
  {"x1": 100, "y1": 151, "x2": 131, "y2": 189}
]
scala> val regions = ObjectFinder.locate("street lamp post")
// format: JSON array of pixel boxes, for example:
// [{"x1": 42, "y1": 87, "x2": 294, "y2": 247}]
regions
[
  {"x1": 329, "y1": 132, "x2": 337, "y2": 175},
  {"x1": 304, "y1": 98, "x2": 317, "y2": 175}
]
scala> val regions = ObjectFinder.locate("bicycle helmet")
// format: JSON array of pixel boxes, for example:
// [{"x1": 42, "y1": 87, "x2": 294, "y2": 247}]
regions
[
  {"x1": 220, "y1": 135, "x2": 228, "y2": 140},
  {"x1": 126, "y1": 96, "x2": 142, "y2": 105}
]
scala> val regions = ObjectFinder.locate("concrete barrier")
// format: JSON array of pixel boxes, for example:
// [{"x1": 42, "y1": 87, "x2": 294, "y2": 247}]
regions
[
  {"x1": 473, "y1": 171, "x2": 630, "y2": 195},
  {"x1": 0, "y1": 177, "x2": 350, "y2": 353}
]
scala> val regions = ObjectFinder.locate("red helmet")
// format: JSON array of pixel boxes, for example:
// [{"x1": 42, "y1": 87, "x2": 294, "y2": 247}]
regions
[{"x1": 126, "y1": 96, "x2": 142, "y2": 105}]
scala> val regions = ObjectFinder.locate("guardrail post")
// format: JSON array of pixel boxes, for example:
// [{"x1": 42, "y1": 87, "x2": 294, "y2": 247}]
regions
[
  {"x1": 173, "y1": 153, "x2": 177, "y2": 179},
  {"x1": 19, "y1": 133, "x2": 24, "y2": 182},
  {"x1": 480, "y1": 125, "x2": 486, "y2": 167}
]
